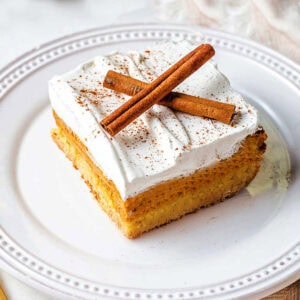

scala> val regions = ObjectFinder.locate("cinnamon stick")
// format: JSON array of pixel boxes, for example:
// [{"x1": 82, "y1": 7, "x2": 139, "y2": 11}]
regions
[
  {"x1": 104, "y1": 70, "x2": 235, "y2": 124},
  {"x1": 101, "y1": 44, "x2": 215, "y2": 136}
]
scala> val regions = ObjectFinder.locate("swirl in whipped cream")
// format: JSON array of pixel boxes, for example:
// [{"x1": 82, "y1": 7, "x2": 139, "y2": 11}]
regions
[{"x1": 49, "y1": 41, "x2": 258, "y2": 199}]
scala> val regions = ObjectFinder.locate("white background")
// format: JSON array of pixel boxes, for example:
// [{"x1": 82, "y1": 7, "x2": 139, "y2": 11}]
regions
[{"x1": 0, "y1": 0, "x2": 155, "y2": 69}]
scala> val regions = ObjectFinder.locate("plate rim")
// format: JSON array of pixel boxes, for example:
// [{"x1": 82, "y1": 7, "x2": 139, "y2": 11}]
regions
[{"x1": 0, "y1": 23, "x2": 299, "y2": 300}]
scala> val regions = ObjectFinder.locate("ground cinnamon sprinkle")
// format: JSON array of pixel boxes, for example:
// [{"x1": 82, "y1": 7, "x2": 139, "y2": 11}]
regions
[{"x1": 101, "y1": 44, "x2": 216, "y2": 136}]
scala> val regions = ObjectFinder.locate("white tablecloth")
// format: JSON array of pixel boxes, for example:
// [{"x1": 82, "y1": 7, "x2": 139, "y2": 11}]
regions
[{"x1": 1, "y1": 0, "x2": 298, "y2": 299}]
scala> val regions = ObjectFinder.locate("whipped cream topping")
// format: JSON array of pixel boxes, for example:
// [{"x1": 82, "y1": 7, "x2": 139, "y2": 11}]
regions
[{"x1": 49, "y1": 41, "x2": 258, "y2": 199}]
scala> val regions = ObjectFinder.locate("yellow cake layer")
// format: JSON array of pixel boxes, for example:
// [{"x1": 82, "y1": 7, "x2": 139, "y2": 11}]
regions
[{"x1": 52, "y1": 111, "x2": 267, "y2": 238}]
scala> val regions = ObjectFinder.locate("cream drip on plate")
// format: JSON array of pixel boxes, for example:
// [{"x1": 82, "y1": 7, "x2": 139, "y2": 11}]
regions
[{"x1": 49, "y1": 41, "x2": 258, "y2": 199}]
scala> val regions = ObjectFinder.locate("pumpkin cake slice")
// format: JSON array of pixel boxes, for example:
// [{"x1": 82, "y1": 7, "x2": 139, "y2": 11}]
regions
[{"x1": 49, "y1": 41, "x2": 266, "y2": 238}]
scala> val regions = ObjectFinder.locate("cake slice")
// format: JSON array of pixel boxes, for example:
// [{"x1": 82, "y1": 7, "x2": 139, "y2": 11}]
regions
[{"x1": 49, "y1": 41, "x2": 267, "y2": 238}]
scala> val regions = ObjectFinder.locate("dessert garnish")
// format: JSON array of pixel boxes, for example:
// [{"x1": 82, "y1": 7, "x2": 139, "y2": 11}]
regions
[
  {"x1": 100, "y1": 44, "x2": 216, "y2": 136},
  {"x1": 104, "y1": 70, "x2": 235, "y2": 124}
]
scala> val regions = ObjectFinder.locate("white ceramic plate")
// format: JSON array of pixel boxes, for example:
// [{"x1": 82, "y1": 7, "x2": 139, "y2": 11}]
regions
[{"x1": 0, "y1": 24, "x2": 299, "y2": 300}]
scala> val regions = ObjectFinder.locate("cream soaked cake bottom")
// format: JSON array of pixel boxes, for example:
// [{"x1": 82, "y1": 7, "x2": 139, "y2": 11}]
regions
[{"x1": 51, "y1": 111, "x2": 266, "y2": 238}]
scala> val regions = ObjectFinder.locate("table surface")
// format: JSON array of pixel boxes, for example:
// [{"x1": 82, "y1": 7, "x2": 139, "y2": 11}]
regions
[{"x1": 0, "y1": 1, "x2": 299, "y2": 299}]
